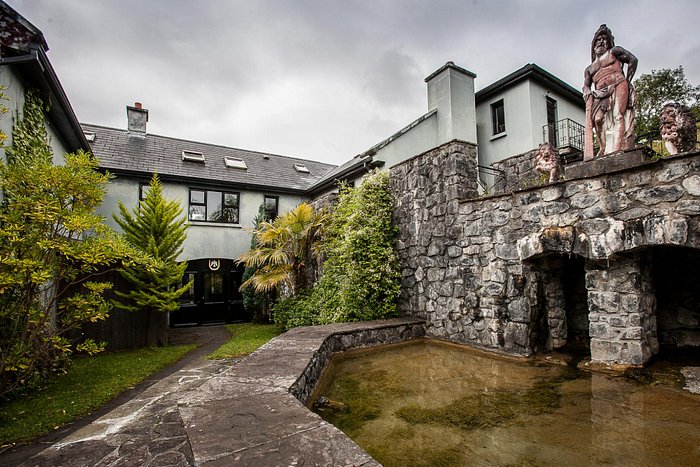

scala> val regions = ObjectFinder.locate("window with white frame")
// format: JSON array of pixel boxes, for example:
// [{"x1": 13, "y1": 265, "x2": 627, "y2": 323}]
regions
[{"x1": 139, "y1": 183, "x2": 150, "y2": 201}]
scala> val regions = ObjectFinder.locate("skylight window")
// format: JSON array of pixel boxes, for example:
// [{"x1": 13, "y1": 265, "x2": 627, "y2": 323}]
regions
[
  {"x1": 294, "y1": 163, "x2": 310, "y2": 173},
  {"x1": 84, "y1": 131, "x2": 96, "y2": 142},
  {"x1": 224, "y1": 156, "x2": 247, "y2": 170},
  {"x1": 182, "y1": 150, "x2": 205, "y2": 163}
]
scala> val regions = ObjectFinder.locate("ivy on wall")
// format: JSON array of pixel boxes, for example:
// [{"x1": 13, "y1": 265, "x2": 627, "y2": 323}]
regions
[{"x1": 273, "y1": 169, "x2": 401, "y2": 328}]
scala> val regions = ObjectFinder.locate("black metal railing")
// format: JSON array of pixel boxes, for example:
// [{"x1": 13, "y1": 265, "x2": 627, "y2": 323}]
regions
[{"x1": 542, "y1": 118, "x2": 585, "y2": 152}]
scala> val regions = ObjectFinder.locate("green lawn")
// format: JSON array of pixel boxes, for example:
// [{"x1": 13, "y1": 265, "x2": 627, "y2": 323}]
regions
[
  {"x1": 208, "y1": 323, "x2": 283, "y2": 359},
  {"x1": 0, "y1": 344, "x2": 196, "y2": 446}
]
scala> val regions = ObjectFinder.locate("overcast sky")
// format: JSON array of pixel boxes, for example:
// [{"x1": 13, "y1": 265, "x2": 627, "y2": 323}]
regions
[{"x1": 10, "y1": 0, "x2": 700, "y2": 165}]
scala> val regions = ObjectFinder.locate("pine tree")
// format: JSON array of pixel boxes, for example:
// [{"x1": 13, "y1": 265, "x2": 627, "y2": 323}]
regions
[{"x1": 114, "y1": 173, "x2": 191, "y2": 344}]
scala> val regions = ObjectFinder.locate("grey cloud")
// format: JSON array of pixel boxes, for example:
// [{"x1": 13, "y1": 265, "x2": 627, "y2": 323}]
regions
[{"x1": 8, "y1": 0, "x2": 700, "y2": 165}]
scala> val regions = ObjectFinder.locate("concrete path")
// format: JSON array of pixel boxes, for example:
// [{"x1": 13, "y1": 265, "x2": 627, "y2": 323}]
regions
[{"x1": 3, "y1": 318, "x2": 424, "y2": 466}]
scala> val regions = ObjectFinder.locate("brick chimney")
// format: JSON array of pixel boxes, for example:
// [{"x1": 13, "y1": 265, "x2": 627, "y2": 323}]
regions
[{"x1": 126, "y1": 102, "x2": 148, "y2": 134}]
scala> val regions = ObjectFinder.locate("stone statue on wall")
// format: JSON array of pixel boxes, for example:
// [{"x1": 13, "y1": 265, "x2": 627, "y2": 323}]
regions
[
  {"x1": 583, "y1": 24, "x2": 638, "y2": 160},
  {"x1": 534, "y1": 142, "x2": 561, "y2": 183},
  {"x1": 659, "y1": 102, "x2": 697, "y2": 155}
]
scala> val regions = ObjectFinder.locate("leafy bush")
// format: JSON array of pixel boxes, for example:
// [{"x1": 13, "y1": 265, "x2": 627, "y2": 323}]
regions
[
  {"x1": 0, "y1": 91, "x2": 133, "y2": 399},
  {"x1": 273, "y1": 170, "x2": 401, "y2": 329},
  {"x1": 320, "y1": 170, "x2": 401, "y2": 322},
  {"x1": 272, "y1": 290, "x2": 318, "y2": 329}
]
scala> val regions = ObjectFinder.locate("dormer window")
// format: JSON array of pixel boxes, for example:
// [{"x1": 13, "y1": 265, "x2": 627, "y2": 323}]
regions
[
  {"x1": 84, "y1": 131, "x2": 96, "y2": 142},
  {"x1": 224, "y1": 156, "x2": 247, "y2": 170},
  {"x1": 294, "y1": 163, "x2": 310, "y2": 173},
  {"x1": 182, "y1": 150, "x2": 205, "y2": 163}
]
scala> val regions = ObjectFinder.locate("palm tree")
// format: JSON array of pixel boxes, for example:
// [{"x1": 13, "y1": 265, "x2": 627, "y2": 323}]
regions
[{"x1": 237, "y1": 203, "x2": 326, "y2": 296}]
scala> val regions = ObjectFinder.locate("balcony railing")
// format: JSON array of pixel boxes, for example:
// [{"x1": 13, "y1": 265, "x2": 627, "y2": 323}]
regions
[{"x1": 542, "y1": 118, "x2": 585, "y2": 163}]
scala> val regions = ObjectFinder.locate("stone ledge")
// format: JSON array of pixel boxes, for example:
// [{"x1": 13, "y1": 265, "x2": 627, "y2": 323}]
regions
[
  {"x1": 178, "y1": 317, "x2": 425, "y2": 466},
  {"x1": 564, "y1": 147, "x2": 700, "y2": 181}
]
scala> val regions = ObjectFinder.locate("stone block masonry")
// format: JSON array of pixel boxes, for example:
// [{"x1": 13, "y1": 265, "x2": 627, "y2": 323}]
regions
[{"x1": 390, "y1": 141, "x2": 700, "y2": 366}]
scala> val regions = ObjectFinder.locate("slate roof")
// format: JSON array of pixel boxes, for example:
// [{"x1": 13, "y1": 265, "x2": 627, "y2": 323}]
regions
[
  {"x1": 82, "y1": 124, "x2": 337, "y2": 193},
  {"x1": 307, "y1": 154, "x2": 372, "y2": 192}
]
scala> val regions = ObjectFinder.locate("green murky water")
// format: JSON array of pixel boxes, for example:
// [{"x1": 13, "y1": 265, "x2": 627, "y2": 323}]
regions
[{"x1": 313, "y1": 340, "x2": 700, "y2": 467}]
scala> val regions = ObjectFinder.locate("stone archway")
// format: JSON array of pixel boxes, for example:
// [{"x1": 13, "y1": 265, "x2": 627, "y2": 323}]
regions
[
  {"x1": 524, "y1": 253, "x2": 589, "y2": 356},
  {"x1": 651, "y1": 246, "x2": 700, "y2": 352}
]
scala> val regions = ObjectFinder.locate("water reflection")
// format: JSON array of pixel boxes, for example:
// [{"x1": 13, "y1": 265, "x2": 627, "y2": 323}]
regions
[{"x1": 314, "y1": 340, "x2": 700, "y2": 466}]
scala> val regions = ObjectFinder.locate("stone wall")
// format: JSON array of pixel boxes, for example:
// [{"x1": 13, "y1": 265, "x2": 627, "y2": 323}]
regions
[
  {"x1": 289, "y1": 319, "x2": 426, "y2": 405},
  {"x1": 390, "y1": 145, "x2": 700, "y2": 366},
  {"x1": 492, "y1": 148, "x2": 542, "y2": 194},
  {"x1": 389, "y1": 139, "x2": 479, "y2": 322}
]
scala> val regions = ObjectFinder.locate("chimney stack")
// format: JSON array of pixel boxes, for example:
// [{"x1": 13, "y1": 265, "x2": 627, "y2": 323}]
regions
[
  {"x1": 425, "y1": 62, "x2": 477, "y2": 146},
  {"x1": 127, "y1": 102, "x2": 148, "y2": 134}
]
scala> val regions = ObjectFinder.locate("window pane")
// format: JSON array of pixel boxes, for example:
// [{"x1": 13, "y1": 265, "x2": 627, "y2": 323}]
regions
[
  {"x1": 492, "y1": 100, "x2": 505, "y2": 135},
  {"x1": 224, "y1": 192, "x2": 239, "y2": 207},
  {"x1": 204, "y1": 272, "x2": 224, "y2": 303},
  {"x1": 190, "y1": 190, "x2": 205, "y2": 204},
  {"x1": 189, "y1": 205, "x2": 205, "y2": 221},
  {"x1": 179, "y1": 272, "x2": 196, "y2": 303},
  {"x1": 140, "y1": 184, "x2": 150, "y2": 201},
  {"x1": 207, "y1": 191, "x2": 223, "y2": 221},
  {"x1": 264, "y1": 196, "x2": 278, "y2": 220},
  {"x1": 223, "y1": 207, "x2": 239, "y2": 224}
]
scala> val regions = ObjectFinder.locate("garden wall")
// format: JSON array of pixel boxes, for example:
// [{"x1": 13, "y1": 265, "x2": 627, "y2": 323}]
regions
[{"x1": 390, "y1": 141, "x2": 700, "y2": 366}]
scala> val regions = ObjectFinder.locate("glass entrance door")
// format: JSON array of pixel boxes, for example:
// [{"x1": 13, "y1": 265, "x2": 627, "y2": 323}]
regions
[
  {"x1": 203, "y1": 271, "x2": 228, "y2": 323},
  {"x1": 170, "y1": 259, "x2": 247, "y2": 327}
]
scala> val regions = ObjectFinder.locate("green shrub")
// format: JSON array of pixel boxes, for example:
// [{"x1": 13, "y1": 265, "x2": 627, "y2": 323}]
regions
[
  {"x1": 0, "y1": 91, "x2": 134, "y2": 399},
  {"x1": 318, "y1": 169, "x2": 401, "y2": 322},
  {"x1": 274, "y1": 170, "x2": 401, "y2": 329}
]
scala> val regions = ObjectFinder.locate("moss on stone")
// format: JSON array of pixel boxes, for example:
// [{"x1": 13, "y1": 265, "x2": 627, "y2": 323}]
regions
[
  {"x1": 317, "y1": 368, "x2": 410, "y2": 435},
  {"x1": 365, "y1": 442, "x2": 464, "y2": 467},
  {"x1": 395, "y1": 377, "x2": 562, "y2": 431}
]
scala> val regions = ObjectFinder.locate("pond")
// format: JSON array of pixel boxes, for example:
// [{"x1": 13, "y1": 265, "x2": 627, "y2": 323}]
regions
[{"x1": 312, "y1": 340, "x2": 700, "y2": 467}]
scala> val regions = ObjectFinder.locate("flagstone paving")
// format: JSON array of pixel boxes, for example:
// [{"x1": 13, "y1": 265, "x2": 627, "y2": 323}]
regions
[{"x1": 7, "y1": 318, "x2": 424, "y2": 466}]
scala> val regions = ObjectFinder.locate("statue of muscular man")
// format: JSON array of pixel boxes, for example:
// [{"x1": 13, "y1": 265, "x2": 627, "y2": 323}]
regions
[{"x1": 583, "y1": 24, "x2": 638, "y2": 160}]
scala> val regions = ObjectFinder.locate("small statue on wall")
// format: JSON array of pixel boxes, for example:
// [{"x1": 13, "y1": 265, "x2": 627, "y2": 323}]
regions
[
  {"x1": 583, "y1": 24, "x2": 638, "y2": 160},
  {"x1": 534, "y1": 142, "x2": 561, "y2": 183},
  {"x1": 659, "y1": 102, "x2": 697, "y2": 155}
]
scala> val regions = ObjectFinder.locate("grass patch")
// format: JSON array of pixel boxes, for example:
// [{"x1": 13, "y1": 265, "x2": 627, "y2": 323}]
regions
[
  {"x1": 0, "y1": 344, "x2": 196, "y2": 446},
  {"x1": 207, "y1": 323, "x2": 282, "y2": 359}
]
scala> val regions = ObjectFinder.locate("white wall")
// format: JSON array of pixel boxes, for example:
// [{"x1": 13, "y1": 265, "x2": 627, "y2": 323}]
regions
[
  {"x1": 373, "y1": 113, "x2": 438, "y2": 169},
  {"x1": 476, "y1": 80, "x2": 535, "y2": 170},
  {"x1": 476, "y1": 80, "x2": 585, "y2": 188},
  {"x1": 99, "y1": 175, "x2": 308, "y2": 262},
  {"x1": 0, "y1": 66, "x2": 25, "y2": 160}
]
